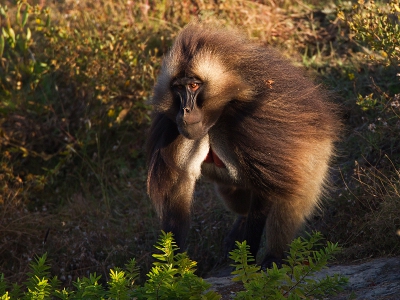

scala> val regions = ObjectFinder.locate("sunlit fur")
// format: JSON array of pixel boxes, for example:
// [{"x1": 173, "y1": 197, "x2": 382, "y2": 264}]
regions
[{"x1": 147, "y1": 23, "x2": 341, "y2": 265}]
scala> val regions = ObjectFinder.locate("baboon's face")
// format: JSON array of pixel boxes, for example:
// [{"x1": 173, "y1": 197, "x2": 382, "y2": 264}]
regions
[
  {"x1": 153, "y1": 27, "x2": 252, "y2": 140},
  {"x1": 172, "y1": 76, "x2": 209, "y2": 140}
]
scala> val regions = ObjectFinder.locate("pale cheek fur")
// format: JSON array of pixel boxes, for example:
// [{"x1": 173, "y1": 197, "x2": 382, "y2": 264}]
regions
[
  {"x1": 193, "y1": 53, "x2": 253, "y2": 103},
  {"x1": 192, "y1": 53, "x2": 231, "y2": 93}
]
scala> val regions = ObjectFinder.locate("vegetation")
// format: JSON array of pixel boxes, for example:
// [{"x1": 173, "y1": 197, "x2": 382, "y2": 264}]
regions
[
  {"x1": 0, "y1": 232, "x2": 220, "y2": 299},
  {"x1": 332, "y1": 0, "x2": 400, "y2": 259},
  {"x1": 229, "y1": 232, "x2": 347, "y2": 299},
  {"x1": 0, "y1": 0, "x2": 399, "y2": 294},
  {"x1": 0, "y1": 232, "x2": 346, "y2": 299}
]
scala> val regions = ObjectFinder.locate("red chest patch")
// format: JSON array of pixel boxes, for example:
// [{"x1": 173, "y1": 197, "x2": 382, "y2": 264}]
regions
[{"x1": 204, "y1": 148, "x2": 226, "y2": 168}]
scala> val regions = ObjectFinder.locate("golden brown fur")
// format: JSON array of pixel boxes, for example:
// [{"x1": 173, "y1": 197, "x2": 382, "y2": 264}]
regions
[{"x1": 147, "y1": 23, "x2": 341, "y2": 266}]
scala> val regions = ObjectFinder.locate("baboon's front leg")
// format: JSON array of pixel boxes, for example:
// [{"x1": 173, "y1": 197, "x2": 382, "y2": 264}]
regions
[{"x1": 147, "y1": 114, "x2": 209, "y2": 248}]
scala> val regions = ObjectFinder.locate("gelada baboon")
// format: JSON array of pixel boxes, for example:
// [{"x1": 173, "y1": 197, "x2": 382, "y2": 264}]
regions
[{"x1": 147, "y1": 23, "x2": 340, "y2": 266}]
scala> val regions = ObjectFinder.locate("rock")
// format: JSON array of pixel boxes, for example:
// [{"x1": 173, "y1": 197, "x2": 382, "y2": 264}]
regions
[
  {"x1": 206, "y1": 257, "x2": 400, "y2": 299},
  {"x1": 316, "y1": 257, "x2": 400, "y2": 299}
]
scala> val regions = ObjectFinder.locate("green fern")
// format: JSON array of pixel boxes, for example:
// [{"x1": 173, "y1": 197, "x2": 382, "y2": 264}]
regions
[
  {"x1": 72, "y1": 273, "x2": 105, "y2": 299},
  {"x1": 0, "y1": 232, "x2": 345, "y2": 300},
  {"x1": 232, "y1": 232, "x2": 348, "y2": 299},
  {"x1": 139, "y1": 231, "x2": 220, "y2": 300},
  {"x1": 229, "y1": 241, "x2": 261, "y2": 283},
  {"x1": 124, "y1": 258, "x2": 140, "y2": 287},
  {"x1": 23, "y1": 254, "x2": 59, "y2": 300},
  {"x1": 106, "y1": 259, "x2": 140, "y2": 300},
  {"x1": 0, "y1": 274, "x2": 7, "y2": 296},
  {"x1": 152, "y1": 230, "x2": 181, "y2": 266},
  {"x1": 0, "y1": 292, "x2": 11, "y2": 300}
]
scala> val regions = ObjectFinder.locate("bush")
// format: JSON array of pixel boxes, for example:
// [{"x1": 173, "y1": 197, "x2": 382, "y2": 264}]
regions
[
  {"x1": 0, "y1": 1, "x2": 156, "y2": 204},
  {"x1": 0, "y1": 231, "x2": 346, "y2": 299},
  {"x1": 0, "y1": 0, "x2": 160, "y2": 283},
  {"x1": 333, "y1": 0, "x2": 400, "y2": 259},
  {"x1": 338, "y1": 0, "x2": 400, "y2": 66},
  {"x1": 230, "y1": 232, "x2": 348, "y2": 299},
  {"x1": 338, "y1": 0, "x2": 400, "y2": 178},
  {"x1": 0, "y1": 232, "x2": 220, "y2": 300}
]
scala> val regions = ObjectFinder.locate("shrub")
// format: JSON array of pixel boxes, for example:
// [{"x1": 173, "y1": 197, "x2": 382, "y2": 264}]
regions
[
  {"x1": 0, "y1": 0, "x2": 156, "y2": 204},
  {"x1": 230, "y1": 232, "x2": 348, "y2": 299},
  {"x1": 0, "y1": 231, "x2": 346, "y2": 299},
  {"x1": 0, "y1": 0, "x2": 161, "y2": 283},
  {"x1": 338, "y1": 1, "x2": 400, "y2": 176},
  {"x1": 323, "y1": 0, "x2": 400, "y2": 261},
  {"x1": 338, "y1": 0, "x2": 400, "y2": 66},
  {"x1": 0, "y1": 232, "x2": 220, "y2": 300}
]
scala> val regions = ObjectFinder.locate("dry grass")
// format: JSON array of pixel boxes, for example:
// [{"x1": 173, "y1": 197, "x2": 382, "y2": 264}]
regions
[{"x1": 338, "y1": 157, "x2": 400, "y2": 259}]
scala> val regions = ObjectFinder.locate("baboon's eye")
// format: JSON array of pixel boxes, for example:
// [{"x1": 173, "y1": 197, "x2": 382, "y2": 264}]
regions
[{"x1": 189, "y1": 83, "x2": 200, "y2": 91}]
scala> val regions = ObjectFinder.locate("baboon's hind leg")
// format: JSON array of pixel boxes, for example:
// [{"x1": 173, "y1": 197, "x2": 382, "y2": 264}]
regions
[
  {"x1": 261, "y1": 202, "x2": 305, "y2": 267},
  {"x1": 261, "y1": 139, "x2": 333, "y2": 267},
  {"x1": 262, "y1": 194, "x2": 318, "y2": 267}
]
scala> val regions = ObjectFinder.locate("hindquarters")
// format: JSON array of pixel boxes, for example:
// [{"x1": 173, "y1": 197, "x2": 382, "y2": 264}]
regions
[
  {"x1": 263, "y1": 137, "x2": 335, "y2": 261},
  {"x1": 216, "y1": 136, "x2": 335, "y2": 265}
]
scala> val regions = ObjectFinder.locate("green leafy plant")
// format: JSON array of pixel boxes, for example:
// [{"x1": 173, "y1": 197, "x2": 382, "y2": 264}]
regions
[
  {"x1": 230, "y1": 241, "x2": 261, "y2": 284},
  {"x1": 138, "y1": 231, "x2": 220, "y2": 299},
  {"x1": 338, "y1": 0, "x2": 400, "y2": 66},
  {"x1": 0, "y1": 0, "x2": 156, "y2": 200},
  {"x1": 0, "y1": 232, "x2": 220, "y2": 299},
  {"x1": 230, "y1": 232, "x2": 348, "y2": 299},
  {"x1": 337, "y1": 0, "x2": 400, "y2": 173},
  {"x1": 0, "y1": 254, "x2": 59, "y2": 300},
  {"x1": 0, "y1": 1, "x2": 51, "y2": 98},
  {"x1": 0, "y1": 232, "x2": 346, "y2": 299},
  {"x1": 23, "y1": 254, "x2": 59, "y2": 300}
]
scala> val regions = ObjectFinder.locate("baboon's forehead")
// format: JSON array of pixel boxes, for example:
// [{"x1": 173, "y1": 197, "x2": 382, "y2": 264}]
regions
[
  {"x1": 163, "y1": 45, "x2": 227, "y2": 84},
  {"x1": 166, "y1": 49, "x2": 223, "y2": 77},
  {"x1": 158, "y1": 24, "x2": 245, "y2": 86}
]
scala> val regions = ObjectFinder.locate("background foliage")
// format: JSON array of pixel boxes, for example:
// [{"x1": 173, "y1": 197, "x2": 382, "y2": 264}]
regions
[{"x1": 0, "y1": 0, "x2": 399, "y2": 292}]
